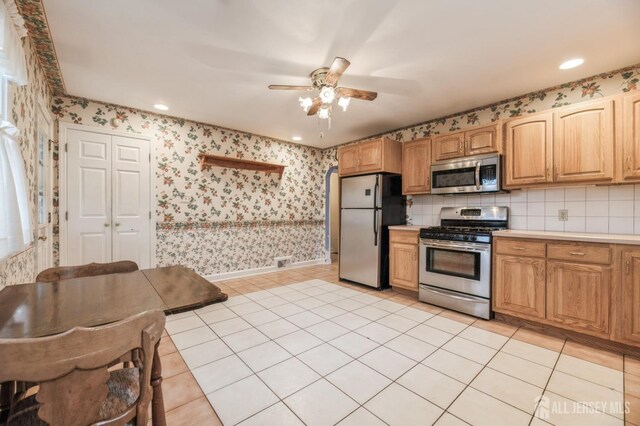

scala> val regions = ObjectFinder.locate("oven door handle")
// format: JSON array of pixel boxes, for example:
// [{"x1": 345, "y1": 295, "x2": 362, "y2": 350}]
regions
[
  {"x1": 423, "y1": 286, "x2": 486, "y2": 303},
  {"x1": 475, "y1": 161, "x2": 481, "y2": 190},
  {"x1": 422, "y1": 241, "x2": 489, "y2": 252}
]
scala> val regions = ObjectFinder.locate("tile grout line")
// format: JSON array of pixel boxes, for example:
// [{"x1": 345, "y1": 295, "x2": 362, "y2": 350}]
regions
[{"x1": 169, "y1": 271, "x2": 626, "y2": 425}]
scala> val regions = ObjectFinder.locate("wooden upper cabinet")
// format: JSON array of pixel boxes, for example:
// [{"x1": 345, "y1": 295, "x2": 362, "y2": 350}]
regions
[
  {"x1": 620, "y1": 250, "x2": 640, "y2": 344},
  {"x1": 504, "y1": 112, "x2": 553, "y2": 188},
  {"x1": 358, "y1": 139, "x2": 383, "y2": 172},
  {"x1": 493, "y1": 254, "x2": 546, "y2": 320},
  {"x1": 553, "y1": 99, "x2": 615, "y2": 183},
  {"x1": 546, "y1": 261, "x2": 610, "y2": 336},
  {"x1": 337, "y1": 138, "x2": 401, "y2": 177},
  {"x1": 432, "y1": 132, "x2": 464, "y2": 161},
  {"x1": 465, "y1": 124, "x2": 500, "y2": 156},
  {"x1": 623, "y1": 92, "x2": 640, "y2": 181},
  {"x1": 432, "y1": 124, "x2": 501, "y2": 162},
  {"x1": 338, "y1": 145, "x2": 359, "y2": 176},
  {"x1": 402, "y1": 138, "x2": 431, "y2": 194}
]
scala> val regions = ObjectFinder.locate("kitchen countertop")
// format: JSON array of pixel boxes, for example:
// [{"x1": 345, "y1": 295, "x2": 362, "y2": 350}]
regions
[
  {"x1": 493, "y1": 229, "x2": 640, "y2": 245},
  {"x1": 388, "y1": 225, "x2": 423, "y2": 231}
]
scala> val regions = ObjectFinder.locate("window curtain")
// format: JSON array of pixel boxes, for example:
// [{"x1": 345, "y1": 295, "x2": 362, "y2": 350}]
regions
[
  {"x1": 0, "y1": 121, "x2": 30, "y2": 257},
  {"x1": 0, "y1": 0, "x2": 28, "y2": 260}
]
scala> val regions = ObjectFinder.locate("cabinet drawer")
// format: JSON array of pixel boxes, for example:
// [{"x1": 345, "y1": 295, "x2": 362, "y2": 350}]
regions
[
  {"x1": 390, "y1": 230, "x2": 419, "y2": 245},
  {"x1": 495, "y1": 239, "x2": 546, "y2": 258},
  {"x1": 547, "y1": 243, "x2": 611, "y2": 265}
]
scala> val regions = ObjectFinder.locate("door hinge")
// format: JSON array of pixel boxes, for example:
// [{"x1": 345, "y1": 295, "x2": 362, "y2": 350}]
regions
[
  {"x1": 65, "y1": 211, "x2": 68, "y2": 221},
  {"x1": 149, "y1": 153, "x2": 151, "y2": 162},
  {"x1": 627, "y1": 259, "x2": 632, "y2": 274},
  {"x1": 149, "y1": 211, "x2": 152, "y2": 219},
  {"x1": 48, "y1": 139, "x2": 54, "y2": 152},
  {"x1": 48, "y1": 212, "x2": 51, "y2": 223},
  {"x1": 65, "y1": 143, "x2": 68, "y2": 153}
]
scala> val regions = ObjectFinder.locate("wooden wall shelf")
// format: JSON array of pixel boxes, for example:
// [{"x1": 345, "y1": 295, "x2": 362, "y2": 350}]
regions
[{"x1": 197, "y1": 153, "x2": 285, "y2": 178}]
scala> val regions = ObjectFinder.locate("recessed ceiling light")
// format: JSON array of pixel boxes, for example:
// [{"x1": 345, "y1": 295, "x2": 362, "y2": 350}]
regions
[
  {"x1": 292, "y1": 136, "x2": 302, "y2": 141},
  {"x1": 559, "y1": 58, "x2": 584, "y2": 70},
  {"x1": 154, "y1": 104, "x2": 169, "y2": 111}
]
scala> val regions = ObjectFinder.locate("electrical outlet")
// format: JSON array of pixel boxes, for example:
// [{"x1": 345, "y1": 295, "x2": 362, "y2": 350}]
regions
[{"x1": 558, "y1": 209, "x2": 569, "y2": 221}]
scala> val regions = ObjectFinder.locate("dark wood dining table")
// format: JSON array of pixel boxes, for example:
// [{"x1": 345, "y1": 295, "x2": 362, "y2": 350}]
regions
[{"x1": 0, "y1": 265, "x2": 228, "y2": 425}]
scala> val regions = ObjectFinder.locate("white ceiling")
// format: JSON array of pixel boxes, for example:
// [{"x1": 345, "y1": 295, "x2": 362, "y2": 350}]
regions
[{"x1": 43, "y1": 0, "x2": 640, "y2": 148}]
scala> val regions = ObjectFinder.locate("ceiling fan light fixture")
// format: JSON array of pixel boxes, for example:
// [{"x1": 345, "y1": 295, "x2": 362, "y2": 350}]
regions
[
  {"x1": 298, "y1": 96, "x2": 313, "y2": 112},
  {"x1": 338, "y1": 96, "x2": 350, "y2": 111},
  {"x1": 319, "y1": 86, "x2": 336, "y2": 104},
  {"x1": 318, "y1": 106, "x2": 331, "y2": 120}
]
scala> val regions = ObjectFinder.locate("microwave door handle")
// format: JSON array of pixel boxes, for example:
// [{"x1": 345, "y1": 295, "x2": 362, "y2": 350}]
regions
[{"x1": 475, "y1": 162, "x2": 481, "y2": 189}]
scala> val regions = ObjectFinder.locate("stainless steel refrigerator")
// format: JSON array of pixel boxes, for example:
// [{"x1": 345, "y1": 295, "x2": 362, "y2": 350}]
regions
[{"x1": 339, "y1": 174, "x2": 405, "y2": 289}]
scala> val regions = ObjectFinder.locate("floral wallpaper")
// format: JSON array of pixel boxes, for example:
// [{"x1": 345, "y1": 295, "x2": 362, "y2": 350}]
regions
[
  {"x1": 5, "y1": 0, "x2": 640, "y2": 283},
  {"x1": 52, "y1": 97, "x2": 331, "y2": 275},
  {"x1": 0, "y1": 35, "x2": 52, "y2": 289},
  {"x1": 330, "y1": 63, "x2": 640, "y2": 149}
]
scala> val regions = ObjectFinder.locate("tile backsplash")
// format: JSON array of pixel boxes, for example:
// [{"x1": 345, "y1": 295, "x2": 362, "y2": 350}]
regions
[{"x1": 407, "y1": 184, "x2": 640, "y2": 235}]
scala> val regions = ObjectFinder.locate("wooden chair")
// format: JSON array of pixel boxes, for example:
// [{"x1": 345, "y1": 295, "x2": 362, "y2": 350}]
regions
[
  {"x1": 0, "y1": 310, "x2": 165, "y2": 426},
  {"x1": 35, "y1": 261, "x2": 139, "y2": 283}
]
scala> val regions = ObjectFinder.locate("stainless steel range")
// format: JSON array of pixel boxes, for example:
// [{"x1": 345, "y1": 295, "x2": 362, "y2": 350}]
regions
[{"x1": 419, "y1": 206, "x2": 509, "y2": 319}]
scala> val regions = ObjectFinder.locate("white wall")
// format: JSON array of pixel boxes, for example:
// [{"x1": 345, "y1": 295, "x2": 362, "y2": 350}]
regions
[{"x1": 407, "y1": 184, "x2": 640, "y2": 235}]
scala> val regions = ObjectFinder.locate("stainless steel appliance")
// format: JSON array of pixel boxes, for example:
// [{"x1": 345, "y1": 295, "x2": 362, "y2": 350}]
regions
[
  {"x1": 340, "y1": 174, "x2": 405, "y2": 289},
  {"x1": 419, "y1": 206, "x2": 509, "y2": 319},
  {"x1": 431, "y1": 153, "x2": 501, "y2": 194}
]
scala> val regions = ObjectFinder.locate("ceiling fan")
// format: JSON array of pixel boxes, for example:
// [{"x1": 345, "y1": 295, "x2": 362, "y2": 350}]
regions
[{"x1": 268, "y1": 57, "x2": 377, "y2": 119}]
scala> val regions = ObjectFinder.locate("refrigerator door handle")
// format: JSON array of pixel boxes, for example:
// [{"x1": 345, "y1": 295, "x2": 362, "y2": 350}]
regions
[
  {"x1": 373, "y1": 209, "x2": 378, "y2": 246},
  {"x1": 374, "y1": 174, "x2": 380, "y2": 209}
]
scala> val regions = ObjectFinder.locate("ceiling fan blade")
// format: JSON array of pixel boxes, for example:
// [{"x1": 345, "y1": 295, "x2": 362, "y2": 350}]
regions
[
  {"x1": 307, "y1": 97, "x2": 322, "y2": 116},
  {"x1": 337, "y1": 87, "x2": 378, "y2": 101},
  {"x1": 268, "y1": 85, "x2": 315, "y2": 91},
  {"x1": 323, "y1": 57, "x2": 350, "y2": 86}
]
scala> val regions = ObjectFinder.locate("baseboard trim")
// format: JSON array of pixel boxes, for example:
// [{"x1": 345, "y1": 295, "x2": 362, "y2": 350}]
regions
[{"x1": 205, "y1": 258, "x2": 326, "y2": 282}]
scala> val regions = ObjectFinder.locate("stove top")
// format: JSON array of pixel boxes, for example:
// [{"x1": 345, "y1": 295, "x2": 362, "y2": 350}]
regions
[{"x1": 419, "y1": 206, "x2": 509, "y2": 244}]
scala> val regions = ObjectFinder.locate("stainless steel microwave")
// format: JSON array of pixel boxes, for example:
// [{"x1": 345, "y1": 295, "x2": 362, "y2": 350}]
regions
[{"x1": 431, "y1": 154, "x2": 501, "y2": 194}]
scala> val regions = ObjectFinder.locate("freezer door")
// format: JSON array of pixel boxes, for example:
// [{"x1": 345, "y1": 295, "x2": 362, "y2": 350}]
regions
[
  {"x1": 339, "y1": 208, "x2": 381, "y2": 288},
  {"x1": 341, "y1": 174, "x2": 380, "y2": 209}
]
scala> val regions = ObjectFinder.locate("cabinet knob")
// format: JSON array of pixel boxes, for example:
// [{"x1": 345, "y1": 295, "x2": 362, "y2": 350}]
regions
[{"x1": 104, "y1": 223, "x2": 110, "y2": 227}]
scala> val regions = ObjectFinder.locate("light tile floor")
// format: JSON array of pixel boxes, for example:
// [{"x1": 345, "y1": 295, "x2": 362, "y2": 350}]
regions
[{"x1": 155, "y1": 263, "x2": 640, "y2": 425}]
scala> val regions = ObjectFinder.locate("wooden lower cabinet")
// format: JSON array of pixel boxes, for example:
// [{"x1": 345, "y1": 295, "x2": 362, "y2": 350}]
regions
[
  {"x1": 389, "y1": 230, "x2": 419, "y2": 291},
  {"x1": 620, "y1": 250, "x2": 640, "y2": 344},
  {"x1": 494, "y1": 255, "x2": 546, "y2": 320},
  {"x1": 546, "y1": 261, "x2": 610, "y2": 336},
  {"x1": 492, "y1": 237, "x2": 640, "y2": 346}
]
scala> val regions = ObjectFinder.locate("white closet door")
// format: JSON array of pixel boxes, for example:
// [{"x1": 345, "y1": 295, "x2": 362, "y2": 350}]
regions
[
  {"x1": 67, "y1": 129, "x2": 112, "y2": 265},
  {"x1": 112, "y1": 136, "x2": 150, "y2": 268}
]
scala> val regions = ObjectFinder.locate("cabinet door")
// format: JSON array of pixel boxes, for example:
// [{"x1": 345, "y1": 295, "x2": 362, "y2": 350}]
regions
[
  {"x1": 432, "y1": 132, "x2": 464, "y2": 161},
  {"x1": 338, "y1": 145, "x2": 359, "y2": 176},
  {"x1": 623, "y1": 92, "x2": 640, "y2": 180},
  {"x1": 621, "y1": 250, "x2": 640, "y2": 343},
  {"x1": 402, "y1": 138, "x2": 431, "y2": 194},
  {"x1": 504, "y1": 112, "x2": 553, "y2": 187},
  {"x1": 493, "y1": 255, "x2": 546, "y2": 319},
  {"x1": 553, "y1": 99, "x2": 614, "y2": 183},
  {"x1": 465, "y1": 125, "x2": 499, "y2": 156},
  {"x1": 358, "y1": 139, "x2": 383, "y2": 173},
  {"x1": 390, "y1": 242, "x2": 418, "y2": 290},
  {"x1": 546, "y1": 261, "x2": 610, "y2": 336}
]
